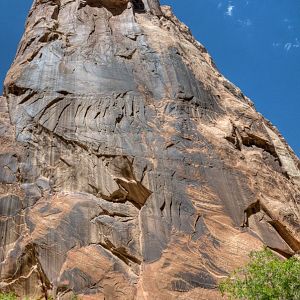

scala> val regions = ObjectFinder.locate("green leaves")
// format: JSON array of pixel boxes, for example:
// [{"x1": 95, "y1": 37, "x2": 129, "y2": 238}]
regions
[
  {"x1": 0, "y1": 292, "x2": 79, "y2": 300},
  {"x1": 0, "y1": 293, "x2": 17, "y2": 300},
  {"x1": 219, "y1": 248, "x2": 300, "y2": 300}
]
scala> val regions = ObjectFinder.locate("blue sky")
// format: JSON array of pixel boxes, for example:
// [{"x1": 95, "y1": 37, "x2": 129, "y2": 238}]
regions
[
  {"x1": 160, "y1": 0, "x2": 300, "y2": 156},
  {"x1": 0, "y1": 0, "x2": 299, "y2": 156}
]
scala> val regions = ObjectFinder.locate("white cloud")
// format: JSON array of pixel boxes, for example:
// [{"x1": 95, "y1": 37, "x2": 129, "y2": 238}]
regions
[
  {"x1": 284, "y1": 43, "x2": 292, "y2": 51},
  {"x1": 217, "y1": 2, "x2": 222, "y2": 9},
  {"x1": 226, "y1": 4, "x2": 234, "y2": 16},
  {"x1": 238, "y1": 19, "x2": 252, "y2": 27},
  {"x1": 293, "y1": 38, "x2": 300, "y2": 48},
  {"x1": 273, "y1": 39, "x2": 299, "y2": 52},
  {"x1": 283, "y1": 39, "x2": 300, "y2": 52},
  {"x1": 282, "y1": 18, "x2": 296, "y2": 31}
]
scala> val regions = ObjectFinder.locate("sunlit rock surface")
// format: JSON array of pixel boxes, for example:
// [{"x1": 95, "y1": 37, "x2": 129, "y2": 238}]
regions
[{"x1": 0, "y1": 0, "x2": 299, "y2": 299}]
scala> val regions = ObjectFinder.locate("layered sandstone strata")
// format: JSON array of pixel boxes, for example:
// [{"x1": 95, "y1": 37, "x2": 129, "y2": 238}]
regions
[{"x1": 0, "y1": 0, "x2": 299, "y2": 299}]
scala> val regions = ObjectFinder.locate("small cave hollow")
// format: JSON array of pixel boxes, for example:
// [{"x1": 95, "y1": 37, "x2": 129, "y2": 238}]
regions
[{"x1": 132, "y1": 0, "x2": 145, "y2": 12}]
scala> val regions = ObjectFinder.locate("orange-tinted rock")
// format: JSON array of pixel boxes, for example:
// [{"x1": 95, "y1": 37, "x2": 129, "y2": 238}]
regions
[{"x1": 0, "y1": 1, "x2": 299, "y2": 299}]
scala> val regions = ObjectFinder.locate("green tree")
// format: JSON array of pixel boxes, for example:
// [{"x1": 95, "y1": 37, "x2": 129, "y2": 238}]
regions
[
  {"x1": 219, "y1": 248, "x2": 300, "y2": 300},
  {"x1": 0, "y1": 293, "x2": 17, "y2": 300},
  {"x1": 0, "y1": 292, "x2": 79, "y2": 300}
]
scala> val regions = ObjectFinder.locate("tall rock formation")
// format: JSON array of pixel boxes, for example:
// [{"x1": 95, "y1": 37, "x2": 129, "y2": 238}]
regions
[{"x1": 0, "y1": 0, "x2": 299, "y2": 299}]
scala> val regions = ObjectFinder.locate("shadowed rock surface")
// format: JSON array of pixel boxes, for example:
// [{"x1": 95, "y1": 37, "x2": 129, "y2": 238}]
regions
[{"x1": 0, "y1": 0, "x2": 299, "y2": 299}]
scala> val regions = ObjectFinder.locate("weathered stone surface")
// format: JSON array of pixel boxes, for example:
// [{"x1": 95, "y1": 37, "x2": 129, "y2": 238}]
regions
[{"x1": 0, "y1": 0, "x2": 299, "y2": 299}]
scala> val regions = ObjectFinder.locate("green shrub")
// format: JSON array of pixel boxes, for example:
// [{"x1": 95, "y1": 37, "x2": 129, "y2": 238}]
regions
[
  {"x1": 0, "y1": 293, "x2": 17, "y2": 300},
  {"x1": 219, "y1": 248, "x2": 300, "y2": 300}
]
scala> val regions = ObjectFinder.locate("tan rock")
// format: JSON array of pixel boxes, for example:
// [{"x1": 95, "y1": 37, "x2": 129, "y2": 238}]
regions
[{"x1": 0, "y1": 1, "x2": 299, "y2": 299}]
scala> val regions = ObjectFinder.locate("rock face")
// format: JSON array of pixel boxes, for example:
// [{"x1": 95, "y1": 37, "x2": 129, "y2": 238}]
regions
[{"x1": 1, "y1": 0, "x2": 299, "y2": 299}]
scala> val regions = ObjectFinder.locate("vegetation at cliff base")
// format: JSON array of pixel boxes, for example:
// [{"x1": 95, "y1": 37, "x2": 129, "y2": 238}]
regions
[
  {"x1": 219, "y1": 248, "x2": 300, "y2": 300},
  {"x1": 0, "y1": 293, "x2": 17, "y2": 300},
  {"x1": 0, "y1": 292, "x2": 78, "y2": 300}
]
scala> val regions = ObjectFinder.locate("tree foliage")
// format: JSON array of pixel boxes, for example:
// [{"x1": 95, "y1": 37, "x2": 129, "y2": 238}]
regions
[
  {"x1": 219, "y1": 248, "x2": 300, "y2": 300},
  {"x1": 0, "y1": 293, "x2": 17, "y2": 300},
  {"x1": 0, "y1": 292, "x2": 78, "y2": 300}
]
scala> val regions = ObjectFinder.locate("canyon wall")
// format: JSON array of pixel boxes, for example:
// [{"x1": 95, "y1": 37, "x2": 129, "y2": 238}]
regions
[{"x1": 0, "y1": 0, "x2": 299, "y2": 299}]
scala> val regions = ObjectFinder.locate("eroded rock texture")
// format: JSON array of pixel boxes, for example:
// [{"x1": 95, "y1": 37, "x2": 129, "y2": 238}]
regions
[{"x1": 1, "y1": 0, "x2": 300, "y2": 299}]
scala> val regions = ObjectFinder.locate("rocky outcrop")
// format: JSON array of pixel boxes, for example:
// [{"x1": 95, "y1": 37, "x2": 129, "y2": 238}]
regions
[{"x1": 1, "y1": 0, "x2": 299, "y2": 299}]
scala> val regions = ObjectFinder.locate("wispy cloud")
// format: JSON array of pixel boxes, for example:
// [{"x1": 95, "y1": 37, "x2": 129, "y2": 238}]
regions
[
  {"x1": 273, "y1": 38, "x2": 300, "y2": 52},
  {"x1": 226, "y1": 3, "x2": 234, "y2": 16},
  {"x1": 293, "y1": 38, "x2": 300, "y2": 48},
  {"x1": 283, "y1": 18, "x2": 295, "y2": 31},
  {"x1": 217, "y1": 2, "x2": 222, "y2": 9},
  {"x1": 285, "y1": 38, "x2": 300, "y2": 51},
  {"x1": 284, "y1": 43, "x2": 292, "y2": 52},
  {"x1": 272, "y1": 42, "x2": 281, "y2": 48},
  {"x1": 238, "y1": 19, "x2": 252, "y2": 27}
]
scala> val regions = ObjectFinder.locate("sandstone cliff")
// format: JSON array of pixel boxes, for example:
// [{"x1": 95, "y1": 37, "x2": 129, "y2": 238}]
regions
[{"x1": 0, "y1": 0, "x2": 299, "y2": 299}]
